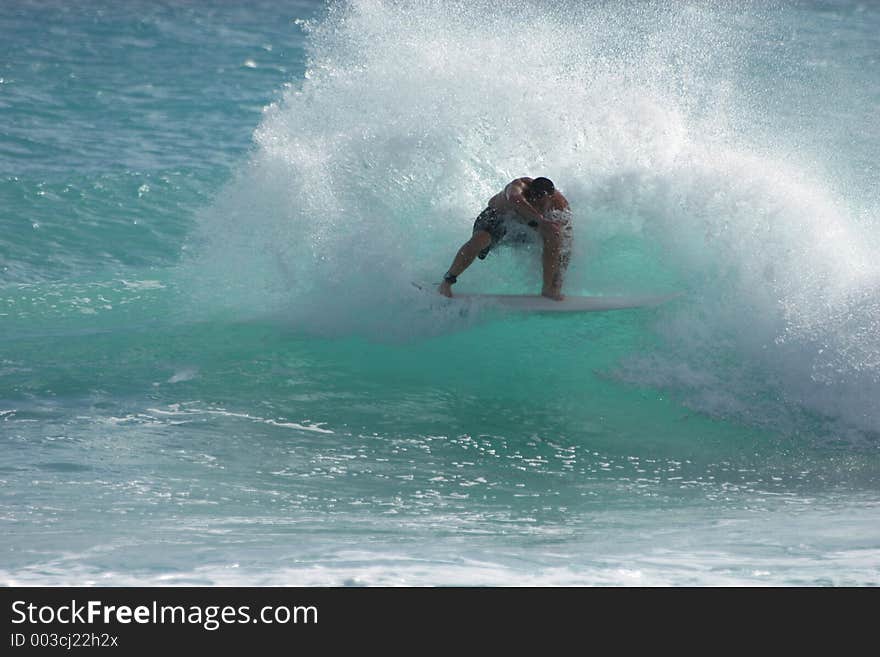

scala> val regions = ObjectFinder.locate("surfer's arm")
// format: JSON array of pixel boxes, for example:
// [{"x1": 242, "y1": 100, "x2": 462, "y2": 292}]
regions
[
  {"x1": 554, "y1": 195, "x2": 570, "y2": 214},
  {"x1": 504, "y1": 181, "x2": 544, "y2": 224}
]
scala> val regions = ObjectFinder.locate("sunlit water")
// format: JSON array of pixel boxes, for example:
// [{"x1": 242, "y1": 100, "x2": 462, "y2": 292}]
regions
[{"x1": 2, "y1": 0, "x2": 879, "y2": 586}]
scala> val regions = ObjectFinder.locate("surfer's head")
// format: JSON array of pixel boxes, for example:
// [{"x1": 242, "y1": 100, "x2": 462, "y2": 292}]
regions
[{"x1": 526, "y1": 177, "x2": 555, "y2": 201}]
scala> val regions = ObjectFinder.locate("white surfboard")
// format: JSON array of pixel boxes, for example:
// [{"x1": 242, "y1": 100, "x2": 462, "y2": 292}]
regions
[
  {"x1": 451, "y1": 292, "x2": 679, "y2": 312},
  {"x1": 413, "y1": 283, "x2": 680, "y2": 313}
]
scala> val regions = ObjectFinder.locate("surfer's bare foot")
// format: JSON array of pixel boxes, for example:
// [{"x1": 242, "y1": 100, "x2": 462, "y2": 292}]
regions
[
  {"x1": 542, "y1": 288, "x2": 564, "y2": 301},
  {"x1": 438, "y1": 281, "x2": 453, "y2": 298}
]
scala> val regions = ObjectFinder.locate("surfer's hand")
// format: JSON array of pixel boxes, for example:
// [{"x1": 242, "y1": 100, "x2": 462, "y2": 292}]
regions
[{"x1": 438, "y1": 281, "x2": 453, "y2": 298}]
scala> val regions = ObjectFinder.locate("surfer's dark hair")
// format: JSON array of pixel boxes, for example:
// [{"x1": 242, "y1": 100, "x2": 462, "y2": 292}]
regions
[{"x1": 527, "y1": 177, "x2": 555, "y2": 199}]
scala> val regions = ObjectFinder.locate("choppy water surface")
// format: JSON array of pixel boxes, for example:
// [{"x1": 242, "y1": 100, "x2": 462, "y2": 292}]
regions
[{"x1": 2, "y1": 0, "x2": 879, "y2": 585}]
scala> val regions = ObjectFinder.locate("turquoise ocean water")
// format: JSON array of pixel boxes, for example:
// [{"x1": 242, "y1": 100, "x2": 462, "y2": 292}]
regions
[{"x1": 2, "y1": 0, "x2": 879, "y2": 585}]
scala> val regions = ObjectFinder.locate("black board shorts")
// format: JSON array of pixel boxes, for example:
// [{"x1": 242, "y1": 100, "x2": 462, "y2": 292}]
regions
[{"x1": 472, "y1": 207, "x2": 539, "y2": 259}]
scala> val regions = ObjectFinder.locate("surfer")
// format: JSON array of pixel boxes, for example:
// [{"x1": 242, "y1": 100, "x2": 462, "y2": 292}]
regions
[{"x1": 438, "y1": 177, "x2": 572, "y2": 300}]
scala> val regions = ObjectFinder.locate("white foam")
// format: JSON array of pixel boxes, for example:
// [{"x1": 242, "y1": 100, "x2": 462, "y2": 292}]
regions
[{"x1": 146, "y1": 405, "x2": 334, "y2": 434}]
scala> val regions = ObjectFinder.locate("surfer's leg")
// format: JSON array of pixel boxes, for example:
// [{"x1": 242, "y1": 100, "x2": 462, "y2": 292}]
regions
[
  {"x1": 540, "y1": 221, "x2": 571, "y2": 300},
  {"x1": 438, "y1": 230, "x2": 492, "y2": 297},
  {"x1": 471, "y1": 207, "x2": 506, "y2": 259}
]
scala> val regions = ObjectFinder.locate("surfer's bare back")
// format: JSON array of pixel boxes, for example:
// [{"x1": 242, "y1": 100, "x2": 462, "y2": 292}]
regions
[{"x1": 439, "y1": 177, "x2": 572, "y2": 300}]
